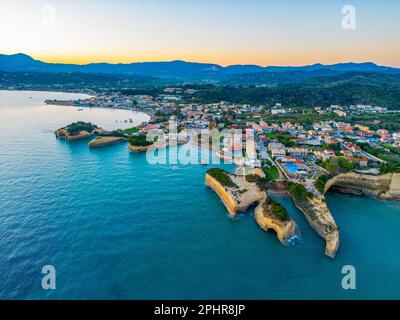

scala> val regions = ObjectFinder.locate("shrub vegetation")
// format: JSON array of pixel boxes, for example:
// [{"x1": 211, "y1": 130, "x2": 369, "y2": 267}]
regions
[
  {"x1": 266, "y1": 198, "x2": 289, "y2": 222},
  {"x1": 65, "y1": 122, "x2": 98, "y2": 135},
  {"x1": 207, "y1": 168, "x2": 238, "y2": 188},
  {"x1": 128, "y1": 135, "x2": 154, "y2": 146}
]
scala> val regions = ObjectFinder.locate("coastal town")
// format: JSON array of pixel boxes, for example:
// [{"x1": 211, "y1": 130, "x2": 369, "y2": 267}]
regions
[
  {"x1": 50, "y1": 88, "x2": 400, "y2": 178},
  {"x1": 4, "y1": 0, "x2": 400, "y2": 302},
  {"x1": 53, "y1": 88, "x2": 400, "y2": 259}
]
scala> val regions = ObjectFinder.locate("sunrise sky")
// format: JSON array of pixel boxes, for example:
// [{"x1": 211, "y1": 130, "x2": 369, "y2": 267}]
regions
[{"x1": 1, "y1": 0, "x2": 399, "y2": 67}]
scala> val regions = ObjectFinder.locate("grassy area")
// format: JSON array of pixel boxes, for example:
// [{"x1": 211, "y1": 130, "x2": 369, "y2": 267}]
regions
[
  {"x1": 207, "y1": 168, "x2": 238, "y2": 188},
  {"x1": 264, "y1": 132, "x2": 294, "y2": 147},
  {"x1": 263, "y1": 166, "x2": 280, "y2": 181},
  {"x1": 379, "y1": 154, "x2": 400, "y2": 164},
  {"x1": 359, "y1": 143, "x2": 400, "y2": 171},
  {"x1": 121, "y1": 126, "x2": 139, "y2": 135},
  {"x1": 266, "y1": 198, "x2": 289, "y2": 222},
  {"x1": 382, "y1": 144, "x2": 400, "y2": 155}
]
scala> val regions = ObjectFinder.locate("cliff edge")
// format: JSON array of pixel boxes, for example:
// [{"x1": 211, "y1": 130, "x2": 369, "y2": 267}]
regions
[
  {"x1": 254, "y1": 200, "x2": 299, "y2": 245},
  {"x1": 89, "y1": 136, "x2": 126, "y2": 148},
  {"x1": 325, "y1": 172, "x2": 400, "y2": 200},
  {"x1": 292, "y1": 195, "x2": 339, "y2": 258},
  {"x1": 205, "y1": 171, "x2": 265, "y2": 215}
]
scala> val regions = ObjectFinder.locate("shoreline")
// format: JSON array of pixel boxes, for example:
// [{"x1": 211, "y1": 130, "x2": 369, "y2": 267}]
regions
[
  {"x1": 0, "y1": 88, "x2": 94, "y2": 97},
  {"x1": 45, "y1": 100, "x2": 154, "y2": 121},
  {"x1": 0, "y1": 88, "x2": 153, "y2": 121}
]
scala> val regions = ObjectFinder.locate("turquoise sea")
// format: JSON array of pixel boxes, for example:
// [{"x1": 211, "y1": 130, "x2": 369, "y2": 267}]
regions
[{"x1": 1, "y1": 90, "x2": 400, "y2": 300}]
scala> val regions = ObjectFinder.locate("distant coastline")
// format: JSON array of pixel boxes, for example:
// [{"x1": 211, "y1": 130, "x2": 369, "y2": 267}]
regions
[{"x1": 44, "y1": 95, "x2": 154, "y2": 121}]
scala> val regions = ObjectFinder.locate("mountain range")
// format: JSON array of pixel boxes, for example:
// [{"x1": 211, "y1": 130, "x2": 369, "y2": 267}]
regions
[{"x1": 1, "y1": 53, "x2": 400, "y2": 81}]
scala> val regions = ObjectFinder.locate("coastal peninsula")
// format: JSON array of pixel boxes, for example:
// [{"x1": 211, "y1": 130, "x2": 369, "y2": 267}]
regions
[
  {"x1": 205, "y1": 168, "x2": 265, "y2": 215},
  {"x1": 287, "y1": 182, "x2": 339, "y2": 258},
  {"x1": 205, "y1": 168, "x2": 300, "y2": 245},
  {"x1": 55, "y1": 121, "x2": 102, "y2": 141},
  {"x1": 56, "y1": 122, "x2": 128, "y2": 148},
  {"x1": 53, "y1": 89, "x2": 400, "y2": 261}
]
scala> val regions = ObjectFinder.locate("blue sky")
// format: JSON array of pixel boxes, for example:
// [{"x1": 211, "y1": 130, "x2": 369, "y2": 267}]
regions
[{"x1": 1, "y1": 0, "x2": 399, "y2": 66}]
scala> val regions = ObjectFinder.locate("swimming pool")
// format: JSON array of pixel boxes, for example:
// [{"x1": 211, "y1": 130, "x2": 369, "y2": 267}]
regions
[{"x1": 284, "y1": 163, "x2": 299, "y2": 173}]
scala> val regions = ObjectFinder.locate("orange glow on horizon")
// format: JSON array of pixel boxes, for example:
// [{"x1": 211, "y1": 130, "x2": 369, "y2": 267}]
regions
[{"x1": 32, "y1": 52, "x2": 400, "y2": 68}]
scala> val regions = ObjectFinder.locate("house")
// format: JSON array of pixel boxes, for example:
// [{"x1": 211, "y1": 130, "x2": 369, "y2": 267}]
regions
[
  {"x1": 314, "y1": 149, "x2": 335, "y2": 161},
  {"x1": 281, "y1": 156, "x2": 297, "y2": 163},
  {"x1": 355, "y1": 124, "x2": 370, "y2": 132},
  {"x1": 287, "y1": 147, "x2": 308, "y2": 157},
  {"x1": 393, "y1": 132, "x2": 400, "y2": 140},
  {"x1": 334, "y1": 110, "x2": 347, "y2": 117},
  {"x1": 299, "y1": 139, "x2": 321, "y2": 146},
  {"x1": 271, "y1": 108, "x2": 288, "y2": 115},
  {"x1": 358, "y1": 130, "x2": 374, "y2": 138},
  {"x1": 246, "y1": 122, "x2": 263, "y2": 132},
  {"x1": 268, "y1": 142, "x2": 286, "y2": 158},
  {"x1": 377, "y1": 129, "x2": 389, "y2": 136},
  {"x1": 325, "y1": 137, "x2": 339, "y2": 144},
  {"x1": 324, "y1": 149, "x2": 336, "y2": 158},
  {"x1": 340, "y1": 150, "x2": 353, "y2": 158},
  {"x1": 350, "y1": 157, "x2": 368, "y2": 167},
  {"x1": 344, "y1": 142, "x2": 361, "y2": 153}
]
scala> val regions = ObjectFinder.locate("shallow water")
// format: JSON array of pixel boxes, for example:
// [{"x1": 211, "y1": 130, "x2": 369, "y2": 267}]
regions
[{"x1": 0, "y1": 90, "x2": 400, "y2": 299}]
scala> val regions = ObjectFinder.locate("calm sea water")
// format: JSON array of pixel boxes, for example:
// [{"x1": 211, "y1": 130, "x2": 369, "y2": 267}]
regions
[{"x1": 1, "y1": 90, "x2": 400, "y2": 300}]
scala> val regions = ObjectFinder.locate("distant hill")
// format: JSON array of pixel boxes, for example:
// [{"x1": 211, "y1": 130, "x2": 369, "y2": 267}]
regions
[
  {"x1": 0, "y1": 70, "x2": 162, "y2": 90},
  {"x1": 190, "y1": 72, "x2": 400, "y2": 109},
  {"x1": 1, "y1": 53, "x2": 399, "y2": 80},
  {"x1": 1, "y1": 53, "x2": 400, "y2": 109}
]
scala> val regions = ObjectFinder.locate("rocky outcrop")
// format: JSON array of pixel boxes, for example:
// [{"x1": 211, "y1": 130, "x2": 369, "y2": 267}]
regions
[
  {"x1": 291, "y1": 196, "x2": 339, "y2": 259},
  {"x1": 254, "y1": 200, "x2": 299, "y2": 245},
  {"x1": 205, "y1": 173, "x2": 265, "y2": 215},
  {"x1": 89, "y1": 136, "x2": 126, "y2": 148},
  {"x1": 128, "y1": 140, "x2": 167, "y2": 153},
  {"x1": 382, "y1": 173, "x2": 400, "y2": 200},
  {"x1": 128, "y1": 144, "x2": 151, "y2": 152},
  {"x1": 56, "y1": 129, "x2": 93, "y2": 141},
  {"x1": 325, "y1": 172, "x2": 400, "y2": 200}
]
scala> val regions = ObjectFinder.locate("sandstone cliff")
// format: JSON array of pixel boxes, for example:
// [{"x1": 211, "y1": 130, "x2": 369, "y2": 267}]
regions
[
  {"x1": 55, "y1": 128, "x2": 101, "y2": 141},
  {"x1": 291, "y1": 196, "x2": 339, "y2": 259},
  {"x1": 205, "y1": 173, "x2": 265, "y2": 215},
  {"x1": 89, "y1": 136, "x2": 126, "y2": 148},
  {"x1": 254, "y1": 200, "x2": 299, "y2": 245},
  {"x1": 325, "y1": 172, "x2": 400, "y2": 200},
  {"x1": 128, "y1": 144, "x2": 151, "y2": 152},
  {"x1": 128, "y1": 140, "x2": 167, "y2": 153}
]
